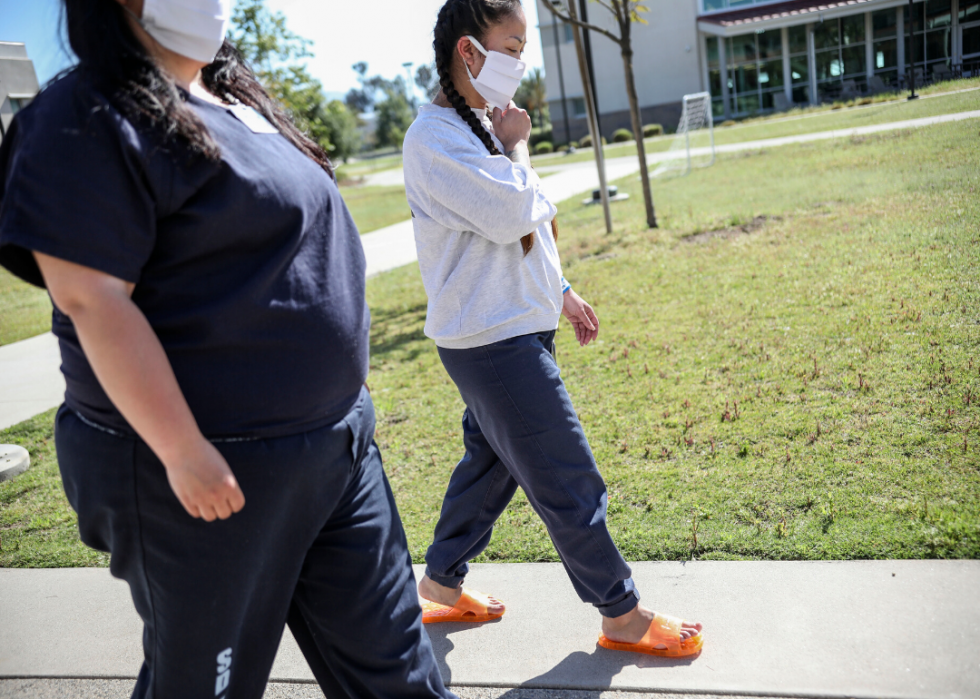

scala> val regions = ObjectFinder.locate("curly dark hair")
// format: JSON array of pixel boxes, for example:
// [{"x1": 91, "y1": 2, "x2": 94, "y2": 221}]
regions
[
  {"x1": 433, "y1": 0, "x2": 556, "y2": 255},
  {"x1": 63, "y1": 0, "x2": 334, "y2": 179}
]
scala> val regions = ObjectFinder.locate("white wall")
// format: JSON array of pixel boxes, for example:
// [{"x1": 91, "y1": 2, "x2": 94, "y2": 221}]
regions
[{"x1": 535, "y1": 0, "x2": 703, "y2": 112}]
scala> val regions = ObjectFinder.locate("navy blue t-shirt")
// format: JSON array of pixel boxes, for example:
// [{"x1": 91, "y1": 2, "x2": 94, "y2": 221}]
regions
[{"x1": 0, "y1": 71, "x2": 370, "y2": 439}]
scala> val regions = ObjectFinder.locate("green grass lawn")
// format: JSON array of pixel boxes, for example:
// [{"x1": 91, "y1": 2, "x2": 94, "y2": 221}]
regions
[
  {"x1": 534, "y1": 80, "x2": 980, "y2": 167},
  {"x1": 1, "y1": 117, "x2": 977, "y2": 567},
  {"x1": 335, "y1": 153, "x2": 404, "y2": 181},
  {"x1": 0, "y1": 268, "x2": 51, "y2": 347},
  {"x1": 339, "y1": 184, "x2": 412, "y2": 234}
]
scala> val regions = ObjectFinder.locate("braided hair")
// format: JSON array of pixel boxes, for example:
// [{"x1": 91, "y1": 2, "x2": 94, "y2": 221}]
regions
[{"x1": 433, "y1": 0, "x2": 557, "y2": 256}]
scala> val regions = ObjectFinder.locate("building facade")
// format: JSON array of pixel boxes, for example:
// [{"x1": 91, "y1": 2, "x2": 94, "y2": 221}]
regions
[
  {"x1": 537, "y1": 0, "x2": 978, "y2": 143},
  {"x1": 0, "y1": 42, "x2": 41, "y2": 144}
]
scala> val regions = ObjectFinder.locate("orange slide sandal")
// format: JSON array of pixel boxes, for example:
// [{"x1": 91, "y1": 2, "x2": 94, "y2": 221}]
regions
[
  {"x1": 421, "y1": 589, "x2": 505, "y2": 624},
  {"x1": 597, "y1": 612, "x2": 703, "y2": 658}
]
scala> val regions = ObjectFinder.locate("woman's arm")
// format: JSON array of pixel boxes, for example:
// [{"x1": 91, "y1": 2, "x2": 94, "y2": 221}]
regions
[{"x1": 35, "y1": 252, "x2": 245, "y2": 522}]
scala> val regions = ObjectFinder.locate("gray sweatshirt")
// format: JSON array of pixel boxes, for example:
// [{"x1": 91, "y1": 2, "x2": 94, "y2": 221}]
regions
[{"x1": 402, "y1": 104, "x2": 562, "y2": 349}]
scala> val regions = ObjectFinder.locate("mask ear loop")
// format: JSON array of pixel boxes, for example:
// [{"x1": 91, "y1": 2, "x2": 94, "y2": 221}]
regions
[{"x1": 462, "y1": 35, "x2": 490, "y2": 83}]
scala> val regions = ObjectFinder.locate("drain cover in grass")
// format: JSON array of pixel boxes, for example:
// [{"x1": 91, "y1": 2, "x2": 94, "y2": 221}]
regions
[{"x1": 0, "y1": 445, "x2": 30, "y2": 482}]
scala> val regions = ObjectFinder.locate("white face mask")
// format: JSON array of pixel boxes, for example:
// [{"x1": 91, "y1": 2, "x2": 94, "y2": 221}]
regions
[
  {"x1": 137, "y1": 0, "x2": 232, "y2": 64},
  {"x1": 464, "y1": 35, "x2": 526, "y2": 112}
]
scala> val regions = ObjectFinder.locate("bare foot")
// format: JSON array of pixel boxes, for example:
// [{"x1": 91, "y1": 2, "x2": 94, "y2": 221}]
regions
[
  {"x1": 601, "y1": 604, "x2": 702, "y2": 649},
  {"x1": 418, "y1": 575, "x2": 505, "y2": 614}
]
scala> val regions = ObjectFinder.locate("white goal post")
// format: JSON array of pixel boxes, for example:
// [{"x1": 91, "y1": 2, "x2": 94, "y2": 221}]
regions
[{"x1": 651, "y1": 92, "x2": 716, "y2": 178}]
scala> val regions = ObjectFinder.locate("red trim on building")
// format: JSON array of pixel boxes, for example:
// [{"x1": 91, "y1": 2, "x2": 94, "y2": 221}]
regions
[{"x1": 699, "y1": 0, "x2": 876, "y2": 27}]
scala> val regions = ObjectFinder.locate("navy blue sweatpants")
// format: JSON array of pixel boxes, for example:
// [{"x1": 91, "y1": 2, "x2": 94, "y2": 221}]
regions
[
  {"x1": 425, "y1": 330, "x2": 638, "y2": 618},
  {"x1": 55, "y1": 388, "x2": 453, "y2": 699}
]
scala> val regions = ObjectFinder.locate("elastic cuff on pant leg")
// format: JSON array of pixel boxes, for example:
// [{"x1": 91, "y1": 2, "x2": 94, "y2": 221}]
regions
[
  {"x1": 595, "y1": 589, "x2": 640, "y2": 619},
  {"x1": 424, "y1": 566, "x2": 465, "y2": 590}
]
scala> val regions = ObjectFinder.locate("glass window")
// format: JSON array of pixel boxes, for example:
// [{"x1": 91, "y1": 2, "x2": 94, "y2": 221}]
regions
[
  {"x1": 792, "y1": 85, "x2": 810, "y2": 104},
  {"x1": 875, "y1": 39, "x2": 897, "y2": 69},
  {"x1": 960, "y1": 0, "x2": 980, "y2": 21},
  {"x1": 761, "y1": 92, "x2": 777, "y2": 110},
  {"x1": 788, "y1": 25, "x2": 808, "y2": 54},
  {"x1": 734, "y1": 64, "x2": 759, "y2": 92},
  {"x1": 925, "y1": 0, "x2": 951, "y2": 28},
  {"x1": 842, "y1": 45, "x2": 865, "y2": 75},
  {"x1": 874, "y1": 69, "x2": 899, "y2": 85},
  {"x1": 925, "y1": 29, "x2": 950, "y2": 62},
  {"x1": 737, "y1": 93, "x2": 760, "y2": 113},
  {"x1": 841, "y1": 15, "x2": 866, "y2": 45},
  {"x1": 758, "y1": 30, "x2": 782, "y2": 59},
  {"x1": 905, "y1": 2, "x2": 924, "y2": 33},
  {"x1": 873, "y1": 8, "x2": 898, "y2": 39},
  {"x1": 706, "y1": 36, "x2": 719, "y2": 69},
  {"x1": 964, "y1": 25, "x2": 980, "y2": 57},
  {"x1": 814, "y1": 20, "x2": 840, "y2": 50},
  {"x1": 712, "y1": 99, "x2": 725, "y2": 118},
  {"x1": 709, "y1": 69, "x2": 723, "y2": 98},
  {"x1": 760, "y1": 59, "x2": 784, "y2": 88},
  {"x1": 704, "y1": 0, "x2": 726, "y2": 10},
  {"x1": 730, "y1": 35, "x2": 757, "y2": 63},
  {"x1": 571, "y1": 98, "x2": 586, "y2": 118},
  {"x1": 791, "y1": 55, "x2": 809, "y2": 83},
  {"x1": 564, "y1": 24, "x2": 574, "y2": 43},
  {"x1": 816, "y1": 50, "x2": 843, "y2": 80},
  {"x1": 9, "y1": 98, "x2": 25, "y2": 115}
]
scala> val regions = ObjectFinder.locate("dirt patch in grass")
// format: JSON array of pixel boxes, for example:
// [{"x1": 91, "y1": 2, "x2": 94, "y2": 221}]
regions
[{"x1": 682, "y1": 215, "x2": 779, "y2": 244}]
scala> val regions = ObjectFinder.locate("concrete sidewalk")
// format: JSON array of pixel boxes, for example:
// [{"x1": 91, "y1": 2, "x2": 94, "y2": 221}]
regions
[
  {"x1": 2, "y1": 561, "x2": 978, "y2": 697},
  {"x1": 0, "y1": 333, "x2": 63, "y2": 431}
]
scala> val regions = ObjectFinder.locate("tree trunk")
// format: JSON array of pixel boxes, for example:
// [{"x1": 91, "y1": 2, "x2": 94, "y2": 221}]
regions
[
  {"x1": 620, "y1": 44, "x2": 657, "y2": 228},
  {"x1": 567, "y1": 0, "x2": 612, "y2": 234}
]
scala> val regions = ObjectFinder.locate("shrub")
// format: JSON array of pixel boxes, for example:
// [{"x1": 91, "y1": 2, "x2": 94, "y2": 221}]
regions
[
  {"x1": 569, "y1": 140, "x2": 579, "y2": 149},
  {"x1": 557, "y1": 145, "x2": 569, "y2": 153},
  {"x1": 721, "y1": 120, "x2": 737, "y2": 127},
  {"x1": 529, "y1": 126, "x2": 554, "y2": 148},
  {"x1": 612, "y1": 128, "x2": 633, "y2": 143},
  {"x1": 534, "y1": 141, "x2": 554, "y2": 154},
  {"x1": 578, "y1": 134, "x2": 607, "y2": 148},
  {"x1": 642, "y1": 123, "x2": 664, "y2": 138}
]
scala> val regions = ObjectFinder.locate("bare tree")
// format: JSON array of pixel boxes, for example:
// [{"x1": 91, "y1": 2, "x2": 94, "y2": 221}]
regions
[{"x1": 541, "y1": 0, "x2": 658, "y2": 228}]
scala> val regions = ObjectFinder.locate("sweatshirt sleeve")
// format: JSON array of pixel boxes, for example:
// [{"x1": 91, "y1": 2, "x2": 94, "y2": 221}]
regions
[{"x1": 417, "y1": 124, "x2": 557, "y2": 245}]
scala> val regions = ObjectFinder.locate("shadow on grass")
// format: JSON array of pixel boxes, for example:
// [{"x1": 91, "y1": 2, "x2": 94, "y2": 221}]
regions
[{"x1": 370, "y1": 302, "x2": 429, "y2": 360}]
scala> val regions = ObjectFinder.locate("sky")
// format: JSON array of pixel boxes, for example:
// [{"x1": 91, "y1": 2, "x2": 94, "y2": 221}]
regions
[{"x1": 0, "y1": 0, "x2": 546, "y2": 101}]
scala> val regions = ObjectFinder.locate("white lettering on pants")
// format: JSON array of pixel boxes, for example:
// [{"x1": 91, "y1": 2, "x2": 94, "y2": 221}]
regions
[{"x1": 216, "y1": 647, "x2": 232, "y2": 696}]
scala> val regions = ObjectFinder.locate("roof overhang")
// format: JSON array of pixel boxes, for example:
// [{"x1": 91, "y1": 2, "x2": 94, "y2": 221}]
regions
[{"x1": 698, "y1": 0, "x2": 912, "y2": 36}]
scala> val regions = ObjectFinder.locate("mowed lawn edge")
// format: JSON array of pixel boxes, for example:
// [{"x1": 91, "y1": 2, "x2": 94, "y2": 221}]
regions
[{"x1": 1, "y1": 118, "x2": 978, "y2": 567}]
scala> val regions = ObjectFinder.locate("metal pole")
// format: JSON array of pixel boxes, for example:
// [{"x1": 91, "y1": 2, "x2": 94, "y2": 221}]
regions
[
  {"x1": 578, "y1": 0, "x2": 603, "y2": 138},
  {"x1": 567, "y1": 0, "x2": 612, "y2": 233},
  {"x1": 551, "y1": 12, "x2": 572, "y2": 146},
  {"x1": 908, "y1": 0, "x2": 919, "y2": 99}
]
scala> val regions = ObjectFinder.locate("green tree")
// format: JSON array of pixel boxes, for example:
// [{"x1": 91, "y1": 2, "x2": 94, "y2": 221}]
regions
[
  {"x1": 514, "y1": 67, "x2": 550, "y2": 128},
  {"x1": 374, "y1": 79, "x2": 415, "y2": 150},
  {"x1": 228, "y1": 0, "x2": 361, "y2": 161}
]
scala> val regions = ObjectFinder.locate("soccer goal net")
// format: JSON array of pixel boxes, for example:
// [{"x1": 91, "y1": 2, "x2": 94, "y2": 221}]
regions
[{"x1": 651, "y1": 92, "x2": 715, "y2": 178}]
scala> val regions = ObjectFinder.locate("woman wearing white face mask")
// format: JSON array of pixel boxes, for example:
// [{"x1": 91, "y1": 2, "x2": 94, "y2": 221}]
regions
[
  {"x1": 402, "y1": 0, "x2": 704, "y2": 658},
  {"x1": 0, "y1": 1, "x2": 457, "y2": 697}
]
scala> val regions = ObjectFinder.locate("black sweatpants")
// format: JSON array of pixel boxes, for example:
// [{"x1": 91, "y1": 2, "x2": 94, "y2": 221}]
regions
[{"x1": 55, "y1": 388, "x2": 453, "y2": 699}]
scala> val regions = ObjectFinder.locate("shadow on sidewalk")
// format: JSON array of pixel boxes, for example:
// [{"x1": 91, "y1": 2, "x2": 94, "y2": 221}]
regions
[{"x1": 428, "y1": 622, "x2": 697, "y2": 697}]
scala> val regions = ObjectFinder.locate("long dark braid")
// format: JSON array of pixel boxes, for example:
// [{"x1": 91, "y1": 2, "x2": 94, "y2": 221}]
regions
[
  {"x1": 63, "y1": 0, "x2": 334, "y2": 180},
  {"x1": 433, "y1": 0, "x2": 557, "y2": 256}
]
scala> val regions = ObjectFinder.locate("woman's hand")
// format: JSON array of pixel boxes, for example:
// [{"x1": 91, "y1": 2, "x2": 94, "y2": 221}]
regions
[
  {"x1": 34, "y1": 252, "x2": 245, "y2": 522},
  {"x1": 164, "y1": 438, "x2": 246, "y2": 522},
  {"x1": 493, "y1": 102, "x2": 532, "y2": 153},
  {"x1": 562, "y1": 290, "x2": 599, "y2": 347}
]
